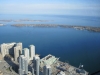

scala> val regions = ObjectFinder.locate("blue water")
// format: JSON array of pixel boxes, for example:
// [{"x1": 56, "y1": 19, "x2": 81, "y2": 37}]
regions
[{"x1": 0, "y1": 14, "x2": 100, "y2": 74}]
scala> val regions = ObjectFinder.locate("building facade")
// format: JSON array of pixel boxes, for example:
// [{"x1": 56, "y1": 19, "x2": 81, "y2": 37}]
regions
[
  {"x1": 18, "y1": 55, "x2": 28, "y2": 75},
  {"x1": 35, "y1": 56, "x2": 40, "y2": 75},
  {"x1": 30, "y1": 45, "x2": 35, "y2": 60},
  {"x1": 43, "y1": 65, "x2": 52, "y2": 75},
  {"x1": 24, "y1": 48, "x2": 29, "y2": 63},
  {"x1": 0, "y1": 42, "x2": 16, "y2": 58}
]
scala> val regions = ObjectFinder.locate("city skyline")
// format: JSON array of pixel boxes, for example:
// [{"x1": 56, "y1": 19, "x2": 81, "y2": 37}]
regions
[
  {"x1": 0, "y1": 42, "x2": 88, "y2": 75},
  {"x1": 0, "y1": 0, "x2": 100, "y2": 16}
]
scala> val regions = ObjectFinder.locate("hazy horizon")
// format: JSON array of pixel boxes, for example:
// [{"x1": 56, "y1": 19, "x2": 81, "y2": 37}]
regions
[{"x1": 0, "y1": 0, "x2": 100, "y2": 17}]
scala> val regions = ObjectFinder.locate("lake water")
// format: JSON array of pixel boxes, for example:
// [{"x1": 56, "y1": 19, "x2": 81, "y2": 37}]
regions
[{"x1": 0, "y1": 14, "x2": 100, "y2": 74}]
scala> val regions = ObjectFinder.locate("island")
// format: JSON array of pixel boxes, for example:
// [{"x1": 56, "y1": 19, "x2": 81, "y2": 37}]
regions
[{"x1": 11, "y1": 24, "x2": 100, "y2": 32}]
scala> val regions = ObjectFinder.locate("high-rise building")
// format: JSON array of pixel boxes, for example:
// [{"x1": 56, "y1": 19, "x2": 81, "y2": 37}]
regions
[
  {"x1": 14, "y1": 46, "x2": 22, "y2": 62},
  {"x1": 0, "y1": 43, "x2": 16, "y2": 58},
  {"x1": 24, "y1": 48, "x2": 29, "y2": 63},
  {"x1": 0, "y1": 43, "x2": 6, "y2": 57},
  {"x1": 24, "y1": 58, "x2": 28, "y2": 74},
  {"x1": 19, "y1": 55, "x2": 23, "y2": 75},
  {"x1": 35, "y1": 56, "x2": 40, "y2": 75},
  {"x1": 18, "y1": 55, "x2": 28, "y2": 75},
  {"x1": 32, "y1": 68, "x2": 34, "y2": 75},
  {"x1": 29, "y1": 45, "x2": 35, "y2": 60},
  {"x1": 43, "y1": 65, "x2": 52, "y2": 75},
  {"x1": 14, "y1": 42, "x2": 22, "y2": 62},
  {"x1": 17, "y1": 42, "x2": 22, "y2": 54}
]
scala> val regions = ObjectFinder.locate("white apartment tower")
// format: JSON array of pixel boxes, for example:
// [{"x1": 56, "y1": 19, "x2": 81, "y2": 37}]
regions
[
  {"x1": 14, "y1": 46, "x2": 21, "y2": 62},
  {"x1": 24, "y1": 48, "x2": 29, "y2": 63},
  {"x1": 35, "y1": 56, "x2": 40, "y2": 75},
  {"x1": 30, "y1": 45, "x2": 35, "y2": 60},
  {"x1": 14, "y1": 42, "x2": 22, "y2": 62},
  {"x1": 0, "y1": 42, "x2": 16, "y2": 58},
  {"x1": 18, "y1": 55, "x2": 28, "y2": 75},
  {"x1": 17, "y1": 42, "x2": 22, "y2": 54},
  {"x1": 32, "y1": 68, "x2": 34, "y2": 75},
  {"x1": 0, "y1": 43, "x2": 6, "y2": 57}
]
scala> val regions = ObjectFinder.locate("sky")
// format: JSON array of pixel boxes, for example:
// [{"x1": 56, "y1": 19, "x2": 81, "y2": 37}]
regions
[{"x1": 0, "y1": 0, "x2": 100, "y2": 16}]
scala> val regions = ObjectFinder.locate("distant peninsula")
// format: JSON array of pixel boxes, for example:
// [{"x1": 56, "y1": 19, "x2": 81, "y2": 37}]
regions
[
  {"x1": 0, "y1": 19, "x2": 53, "y2": 22},
  {"x1": 11, "y1": 24, "x2": 100, "y2": 32}
]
